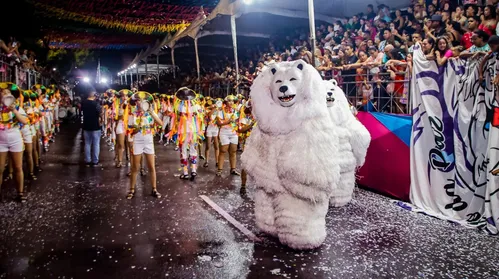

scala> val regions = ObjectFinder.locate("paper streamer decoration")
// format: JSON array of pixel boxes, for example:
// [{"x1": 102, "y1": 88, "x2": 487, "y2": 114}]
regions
[{"x1": 35, "y1": 2, "x2": 190, "y2": 34}]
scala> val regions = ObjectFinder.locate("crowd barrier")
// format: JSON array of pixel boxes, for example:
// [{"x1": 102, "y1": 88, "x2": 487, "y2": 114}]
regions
[{"x1": 184, "y1": 67, "x2": 411, "y2": 115}]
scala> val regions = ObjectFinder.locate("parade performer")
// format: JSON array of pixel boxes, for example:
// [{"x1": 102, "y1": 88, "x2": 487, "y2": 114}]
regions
[
  {"x1": 216, "y1": 95, "x2": 240, "y2": 177},
  {"x1": 241, "y1": 60, "x2": 341, "y2": 250},
  {"x1": 21, "y1": 90, "x2": 37, "y2": 180},
  {"x1": 0, "y1": 83, "x2": 29, "y2": 202},
  {"x1": 169, "y1": 87, "x2": 204, "y2": 180},
  {"x1": 324, "y1": 79, "x2": 371, "y2": 207},
  {"x1": 29, "y1": 91, "x2": 42, "y2": 172},
  {"x1": 126, "y1": 91, "x2": 163, "y2": 199},
  {"x1": 114, "y1": 89, "x2": 128, "y2": 168},
  {"x1": 238, "y1": 99, "x2": 255, "y2": 193},
  {"x1": 203, "y1": 97, "x2": 220, "y2": 168},
  {"x1": 159, "y1": 94, "x2": 173, "y2": 145}
]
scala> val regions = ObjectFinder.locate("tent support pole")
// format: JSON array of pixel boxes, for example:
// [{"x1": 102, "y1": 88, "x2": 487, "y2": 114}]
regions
[
  {"x1": 130, "y1": 71, "x2": 133, "y2": 89},
  {"x1": 136, "y1": 66, "x2": 139, "y2": 87},
  {"x1": 157, "y1": 55, "x2": 160, "y2": 88},
  {"x1": 231, "y1": 15, "x2": 240, "y2": 90},
  {"x1": 171, "y1": 48, "x2": 176, "y2": 79},
  {"x1": 308, "y1": 0, "x2": 316, "y2": 66},
  {"x1": 194, "y1": 38, "x2": 200, "y2": 81},
  {"x1": 145, "y1": 61, "x2": 148, "y2": 76}
]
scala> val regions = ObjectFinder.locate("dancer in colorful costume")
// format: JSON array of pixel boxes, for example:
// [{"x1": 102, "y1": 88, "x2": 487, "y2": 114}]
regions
[
  {"x1": 238, "y1": 98, "x2": 255, "y2": 193},
  {"x1": 159, "y1": 94, "x2": 173, "y2": 145},
  {"x1": 0, "y1": 83, "x2": 29, "y2": 201},
  {"x1": 169, "y1": 87, "x2": 204, "y2": 180},
  {"x1": 114, "y1": 89, "x2": 128, "y2": 168},
  {"x1": 126, "y1": 91, "x2": 162, "y2": 199},
  {"x1": 216, "y1": 95, "x2": 240, "y2": 176},
  {"x1": 21, "y1": 90, "x2": 37, "y2": 180},
  {"x1": 203, "y1": 97, "x2": 220, "y2": 168}
]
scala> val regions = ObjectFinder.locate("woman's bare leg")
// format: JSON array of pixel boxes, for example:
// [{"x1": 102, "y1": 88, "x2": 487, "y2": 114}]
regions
[
  {"x1": 115, "y1": 134, "x2": 125, "y2": 167},
  {"x1": 217, "y1": 144, "x2": 229, "y2": 175},
  {"x1": 145, "y1": 154, "x2": 158, "y2": 194},
  {"x1": 0, "y1": 152, "x2": 8, "y2": 193},
  {"x1": 128, "y1": 154, "x2": 141, "y2": 197},
  {"x1": 11, "y1": 151, "x2": 25, "y2": 198},
  {"x1": 32, "y1": 135, "x2": 40, "y2": 170},
  {"x1": 24, "y1": 143, "x2": 35, "y2": 178}
]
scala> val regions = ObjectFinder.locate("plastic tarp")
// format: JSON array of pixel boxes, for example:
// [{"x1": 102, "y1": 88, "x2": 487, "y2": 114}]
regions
[{"x1": 357, "y1": 112, "x2": 412, "y2": 201}]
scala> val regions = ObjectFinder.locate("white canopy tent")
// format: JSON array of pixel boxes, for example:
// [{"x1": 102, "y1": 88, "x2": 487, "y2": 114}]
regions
[
  {"x1": 117, "y1": 64, "x2": 177, "y2": 86},
  {"x1": 121, "y1": 0, "x2": 412, "y2": 85}
]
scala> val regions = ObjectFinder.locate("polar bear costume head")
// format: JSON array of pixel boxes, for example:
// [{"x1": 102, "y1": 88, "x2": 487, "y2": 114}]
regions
[
  {"x1": 324, "y1": 79, "x2": 357, "y2": 122},
  {"x1": 250, "y1": 60, "x2": 327, "y2": 135}
]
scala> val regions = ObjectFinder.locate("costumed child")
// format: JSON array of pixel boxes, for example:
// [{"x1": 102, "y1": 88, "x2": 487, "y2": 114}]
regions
[
  {"x1": 126, "y1": 91, "x2": 163, "y2": 199},
  {"x1": 0, "y1": 83, "x2": 29, "y2": 202},
  {"x1": 203, "y1": 97, "x2": 220, "y2": 168},
  {"x1": 216, "y1": 95, "x2": 240, "y2": 177},
  {"x1": 169, "y1": 87, "x2": 204, "y2": 180}
]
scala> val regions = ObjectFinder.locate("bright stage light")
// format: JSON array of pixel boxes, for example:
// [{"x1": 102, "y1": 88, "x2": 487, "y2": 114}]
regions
[
  {"x1": 243, "y1": 0, "x2": 253, "y2": 4},
  {"x1": 83, "y1": 77, "x2": 90, "y2": 83},
  {"x1": 52, "y1": 68, "x2": 56, "y2": 71},
  {"x1": 101, "y1": 78, "x2": 108, "y2": 83}
]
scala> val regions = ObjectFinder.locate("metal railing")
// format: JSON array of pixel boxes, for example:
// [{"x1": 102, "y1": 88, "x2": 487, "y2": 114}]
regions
[
  {"x1": 137, "y1": 66, "x2": 411, "y2": 115},
  {"x1": 0, "y1": 54, "x2": 41, "y2": 89},
  {"x1": 332, "y1": 70, "x2": 411, "y2": 115}
]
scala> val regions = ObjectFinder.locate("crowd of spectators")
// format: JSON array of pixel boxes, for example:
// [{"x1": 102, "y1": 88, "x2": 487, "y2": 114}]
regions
[
  {"x1": 0, "y1": 37, "x2": 39, "y2": 70},
  {"x1": 0, "y1": 36, "x2": 44, "y2": 88},
  {"x1": 133, "y1": 0, "x2": 499, "y2": 113}
]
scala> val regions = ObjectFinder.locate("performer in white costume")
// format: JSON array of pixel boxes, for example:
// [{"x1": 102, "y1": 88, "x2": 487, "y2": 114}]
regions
[
  {"x1": 324, "y1": 79, "x2": 371, "y2": 207},
  {"x1": 241, "y1": 60, "x2": 341, "y2": 250}
]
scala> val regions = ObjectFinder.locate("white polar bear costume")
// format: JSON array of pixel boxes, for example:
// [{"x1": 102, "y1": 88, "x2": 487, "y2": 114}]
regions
[
  {"x1": 324, "y1": 79, "x2": 371, "y2": 207},
  {"x1": 241, "y1": 60, "x2": 341, "y2": 250}
]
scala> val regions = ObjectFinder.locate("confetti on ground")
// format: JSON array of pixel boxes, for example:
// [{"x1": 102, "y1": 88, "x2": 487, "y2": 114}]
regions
[{"x1": 0, "y1": 125, "x2": 498, "y2": 279}]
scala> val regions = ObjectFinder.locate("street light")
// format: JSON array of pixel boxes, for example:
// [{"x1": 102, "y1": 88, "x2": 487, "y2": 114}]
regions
[{"x1": 83, "y1": 77, "x2": 90, "y2": 83}]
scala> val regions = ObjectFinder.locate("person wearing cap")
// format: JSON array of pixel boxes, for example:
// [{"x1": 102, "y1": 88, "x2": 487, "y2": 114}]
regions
[
  {"x1": 0, "y1": 83, "x2": 29, "y2": 202},
  {"x1": 425, "y1": 14, "x2": 447, "y2": 40}
]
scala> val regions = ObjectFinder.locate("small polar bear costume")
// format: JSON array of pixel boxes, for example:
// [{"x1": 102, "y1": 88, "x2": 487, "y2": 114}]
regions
[
  {"x1": 241, "y1": 60, "x2": 341, "y2": 250},
  {"x1": 324, "y1": 79, "x2": 371, "y2": 207}
]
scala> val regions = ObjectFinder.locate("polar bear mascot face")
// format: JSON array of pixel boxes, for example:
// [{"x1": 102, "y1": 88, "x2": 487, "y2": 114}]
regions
[
  {"x1": 250, "y1": 60, "x2": 328, "y2": 135},
  {"x1": 324, "y1": 79, "x2": 348, "y2": 108}
]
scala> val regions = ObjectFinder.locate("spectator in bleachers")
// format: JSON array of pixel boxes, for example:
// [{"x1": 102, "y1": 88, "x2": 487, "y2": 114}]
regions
[
  {"x1": 460, "y1": 29, "x2": 491, "y2": 58},
  {"x1": 479, "y1": 5, "x2": 497, "y2": 36}
]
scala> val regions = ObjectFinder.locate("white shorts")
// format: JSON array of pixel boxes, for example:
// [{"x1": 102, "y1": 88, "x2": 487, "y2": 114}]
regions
[
  {"x1": 115, "y1": 120, "x2": 125, "y2": 135},
  {"x1": 0, "y1": 128, "x2": 24, "y2": 152},
  {"x1": 206, "y1": 125, "x2": 219, "y2": 137},
  {"x1": 21, "y1": 125, "x2": 33, "y2": 144},
  {"x1": 132, "y1": 133, "x2": 154, "y2": 155},
  {"x1": 219, "y1": 133, "x2": 238, "y2": 145}
]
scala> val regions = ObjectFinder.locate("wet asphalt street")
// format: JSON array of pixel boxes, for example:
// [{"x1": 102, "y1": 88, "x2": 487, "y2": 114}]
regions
[{"x1": 0, "y1": 124, "x2": 499, "y2": 279}]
